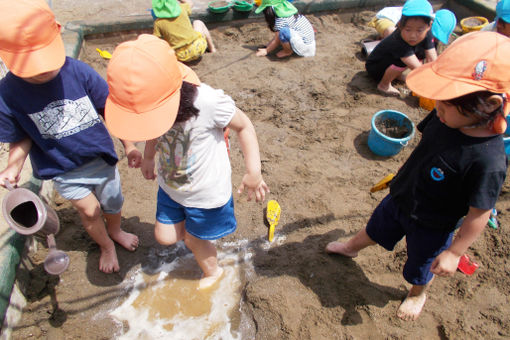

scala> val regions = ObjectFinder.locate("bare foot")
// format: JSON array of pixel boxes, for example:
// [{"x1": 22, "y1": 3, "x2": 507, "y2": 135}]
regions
[
  {"x1": 209, "y1": 46, "x2": 217, "y2": 53},
  {"x1": 325, "y1": 241, "x2": 358, "y2": 257},
  {"x1": 109, "y1": 229, "x2": 139, "y2": 251},
  {"x1": 99, "y1": 244, "x2": 120, "y2": 273},
  {"x1": 396, "y1": 292, "x2": 427, "y2": 321},
  {"x1": 276, "y1": 50, "x2": 293, "y2": 58},
  {"x1": 198, "y1": 267, "x2": 224, "y2": 290},
  {"x1": 377, "y1": 83, "x2": 400, "y2": 97}
]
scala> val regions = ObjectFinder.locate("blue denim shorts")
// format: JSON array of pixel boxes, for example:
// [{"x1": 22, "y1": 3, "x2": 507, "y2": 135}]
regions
[
  {"x1": 52, "y1": 158, "x2": 124, "y2": 214},
  {"x1": 365, "y1": 194, "x2": 454, "y2": 285},
  {"x1": 156, "y1": 187, "x2": 237, "y2": 240}
]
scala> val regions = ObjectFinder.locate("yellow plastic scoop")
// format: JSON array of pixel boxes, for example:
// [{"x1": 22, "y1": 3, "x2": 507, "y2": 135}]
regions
[
  {"x1": 96, "y1": 48, "x2": 112, "y2": 59},
  {"x1": 266, "y1": 200, "x2": 281, "y2": 242},
  {"x1": 370, "y1": 173, "x2": 395, "y2": 193}
]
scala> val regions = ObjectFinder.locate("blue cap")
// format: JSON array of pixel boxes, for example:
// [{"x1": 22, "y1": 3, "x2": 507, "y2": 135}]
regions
[
  {"x1": 402, "y1": 0, "x2": 434, "y2": 19},
  {"x1": 496, "y1": 0, "x2": 510, "y2": 23},
  {"x1": 432, "y1": 9, "x2": 457, "y2": 44}
]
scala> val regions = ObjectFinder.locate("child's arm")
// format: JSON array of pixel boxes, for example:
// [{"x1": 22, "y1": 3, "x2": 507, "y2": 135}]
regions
[
  {"x1": 401, "y1": 54, "x2": 423, "y2": 70},
  {"x1": 120, "y1": 139, "x2": 142, "y2": 168},
  {"x1": 0, "y1": 138, "x2": 32, "y2": 188},
  {"x1": 256, "y1": 32, "x2": 280, "y2": 57},
  {"x1": 430, "y1": 206, "x2": 491, "y2": 276},
  {"x1": 141, "y1": 139, "x2": 158, "y2": 180},
  {"x1": 424, "y1": 48, "x2": 437, "y2": 63},
  {"x1": 228, "y1": 108, "x2": 269, "y2": 202}
]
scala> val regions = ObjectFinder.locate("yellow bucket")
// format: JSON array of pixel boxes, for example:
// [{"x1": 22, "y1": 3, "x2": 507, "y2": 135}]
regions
[
  {"x1": 412, "y1": 92, "x2": 436, "y2": 111},
  {"x1": 460, "y1": 16, "x2": 488, "y2": 34}
]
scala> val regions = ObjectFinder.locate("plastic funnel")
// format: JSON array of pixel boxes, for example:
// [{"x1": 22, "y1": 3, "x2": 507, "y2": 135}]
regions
[
  {"x1": 2, "y1": 180, "x2": 60, "y2": 236},
  {"x1": 43, "y1": 234, "x2": 70, "y2": 275}
]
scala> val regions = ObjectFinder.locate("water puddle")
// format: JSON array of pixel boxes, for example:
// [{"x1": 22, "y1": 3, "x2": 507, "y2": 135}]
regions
[{"x1": 110, "y1": 240, "x2": 254, "y2": 339}]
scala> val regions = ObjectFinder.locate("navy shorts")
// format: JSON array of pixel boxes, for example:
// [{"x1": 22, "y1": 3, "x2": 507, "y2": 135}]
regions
[
  {"x1": 366, "y1": 194, "x2": 454, "y2": 285},
  {"x1": 156, "y1": 187, "x2": 237, "y2": 240}
]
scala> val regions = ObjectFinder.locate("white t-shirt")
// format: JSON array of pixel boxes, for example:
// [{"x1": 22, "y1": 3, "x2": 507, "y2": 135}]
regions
[
  {"x1": 481, "y1": 21, "x2": 497, "y2": 32},
  {"x1": 376, "y1": 6, "x2": 403, "y2": 24},
  {"x1": 157, "y1": 83, "x2": 236, "y2": 208}
]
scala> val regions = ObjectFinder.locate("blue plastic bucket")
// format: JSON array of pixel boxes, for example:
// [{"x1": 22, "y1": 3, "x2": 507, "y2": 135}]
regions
[
  {"x1": 368, "y1": 110, "x2": 415, "y2": 157},
  {"x1": 504, "y1": 116, "x2": 510, "y2": 155}
]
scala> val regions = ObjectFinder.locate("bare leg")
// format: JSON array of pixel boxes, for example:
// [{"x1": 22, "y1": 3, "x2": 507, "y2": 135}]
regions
[
  {"x1": 397, "y1": 278, "x2": 433, "y2": 321},
  {"x1": 71, "y1": 194, "x2": 119, "y2": 273},
  {"x1": 325, "y1": 228, "x2": 376, "y2": 257},
  {"x1": 377, "y1": 66, "x2": 405, "y2": 96},
  {"x1": 381, "y1": 26, "x2": 396, "y2": 39},
  {"x1": 193, "y1": 20, "x2": 217, "y2": 53},
  {"x1": 276, "y1": 42, "x2": 293, "y2": 58},
  {"x1": 104, "y1": 212, "x2": 139, "y2": 251},
  {"x1": 184, "y1": 232, "x2": 223, "y2": 289},
  {"x1": 154, "y1": 220, "x2": 186, "y2": 245}
]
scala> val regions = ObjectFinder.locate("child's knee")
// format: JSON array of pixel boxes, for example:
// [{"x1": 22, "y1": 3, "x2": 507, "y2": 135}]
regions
[
  {"x1": 154, "y1": 222, "x2": 184, "y2": 245},
  {"x1": 77, "y1": 201, "x2": 102, "y2": 222}
]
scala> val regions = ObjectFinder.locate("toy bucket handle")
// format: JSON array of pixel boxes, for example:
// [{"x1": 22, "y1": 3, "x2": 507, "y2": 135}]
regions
[{"x1": 3, "y1": 179, "x2": 14, "y2": 191}]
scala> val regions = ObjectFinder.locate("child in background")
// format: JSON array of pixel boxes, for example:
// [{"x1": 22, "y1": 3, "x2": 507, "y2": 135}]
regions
[
  {"x1": 327, "y1": 32, "x2": 510, "y2": 321},
  {"x1": 104, "y1": 34, "x2": 269, "y2": 289},
  {"x1": 152, "y1": 0, "x2": 216, "y2": 62},
  {"x1": 482, "y1": 0, "x2": 510, "y2": 37},
  {"x1": 366, "y1": 0, "x2": 436, "y2": 96},
  {"x1": 0, "y1": 0, "x2": 141, "y2": 274},
  {"x1": 368, "y1": 7, "x2": 457, "y2": 45},
  {"x1": 255, "y1": 0, "x2": 315, "y2": 58}
]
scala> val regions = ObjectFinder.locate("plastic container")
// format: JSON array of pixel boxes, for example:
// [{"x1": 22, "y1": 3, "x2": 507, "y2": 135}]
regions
[
  {"x1": 208, "y1": 0, "x2": 232, "y2": 13},
  {"x1": 368, "y1": 110, "x2": 415, "y2": 157},
  {"x1": 419, "y1": 96, "x2": 436, "y2": 111},
  {"x1": 503, "y1": 116, "x2": 510, "y2": 155},
  {"x1": 2, "y1": 181, "x2": 60, "y2": 236},
  {"x1": 460, "y1": 16, "x2": 488, "y2": 34},
  {"x1": 360, "y1": 39, "x2": 380, "y2": 57},
  {"x1": 232, "y1": 0, "x2": 253, "y2": 12}
]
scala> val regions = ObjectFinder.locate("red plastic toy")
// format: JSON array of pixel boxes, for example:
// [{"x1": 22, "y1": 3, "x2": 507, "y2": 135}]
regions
[{"x1": 457, "y1": 254, "x2": 479, "y2": 275}]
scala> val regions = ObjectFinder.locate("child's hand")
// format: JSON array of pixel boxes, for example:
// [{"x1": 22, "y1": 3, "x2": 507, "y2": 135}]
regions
[
  {"x1": 0, "y1": 166, "x2": 21, "y2": 189},
  {"x1": 127, "y1": 148, "x2": 142, "y2": 168},
  {"x1": 141, "y1": 158, "x2": 156, "y2": 180},
  {"x1": 430, "y1": 249, "x2": 461, "y2": 276},
  {"x1": 237, "y1": 173, "x2": 269, "y2": 202},
  {"x1": 256, "y1": 48, "x2": 268, "y2": 57}
]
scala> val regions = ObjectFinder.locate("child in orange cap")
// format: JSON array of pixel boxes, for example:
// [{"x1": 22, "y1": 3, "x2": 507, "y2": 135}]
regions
[
  {"x1": 152, "y1": 0, "x2": 216, "y2": 62},
  {"x1": 105, "y1": 34, "x2": 269, "y2": 289},
  {"x1": 327, "y1": 31, "x2": 510, "y2": 320},
  {"x1": 0, "y1": 0, "x2": 141, "y2": 274},
  {"x1": 366, "y1": 0, "x2": 437, "y2": 96}
]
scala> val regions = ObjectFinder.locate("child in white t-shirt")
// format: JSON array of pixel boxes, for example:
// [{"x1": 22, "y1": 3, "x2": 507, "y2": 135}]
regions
[{"x1": 104, "y1": 34, "x2": 269, "y2": 289}]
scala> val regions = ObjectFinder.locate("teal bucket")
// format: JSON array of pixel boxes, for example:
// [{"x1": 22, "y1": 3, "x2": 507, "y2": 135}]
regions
[
  {"x1": 504, "y1": 116, "x2": 510, "y2": 155},
  {"x1": 368, "y1": 110, "x2": 415, "y2": 157}
]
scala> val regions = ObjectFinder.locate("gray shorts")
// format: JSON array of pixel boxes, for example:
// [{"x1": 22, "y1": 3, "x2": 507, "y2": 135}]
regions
[{"x1": 52, "y1": 158, "x2": 124, "y2": 214}]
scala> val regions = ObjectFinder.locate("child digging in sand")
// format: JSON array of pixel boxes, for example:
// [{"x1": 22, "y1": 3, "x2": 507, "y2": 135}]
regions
[
  {"x1": 255, "y1": 0, "x2": 315, "y2": 58},
  {"x1": 366, "y1": 0, "x2": 436, "y2": 96},
  {"x1": 152, "y1": 0, "x2": 216, "y2": 62},
  {"x1": 104, "y1": 34, "x2": 269, "y2": 289},
  {"x1": 0, "y1": 0, "x2": 140, "y2": 273},
  {"x1": 327, "y1": 31, "x2": 510, "y2": 321}
]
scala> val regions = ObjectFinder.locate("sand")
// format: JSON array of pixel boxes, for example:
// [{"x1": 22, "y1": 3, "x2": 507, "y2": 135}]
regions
[{"x1": 8, "y1": 9, "x2": 510, "y2": 339}]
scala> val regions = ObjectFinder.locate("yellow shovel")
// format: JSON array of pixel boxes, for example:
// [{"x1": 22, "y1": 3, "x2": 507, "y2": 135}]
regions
[
  {"x1": 266, "y1": 200, "x2": 281, "y2": 242},
  {"x1": 370, "y1": 173, "x2": 395, "y2": 193},
  {"x1": 96, "y1": 48, "x2": 112, "y2": 60}
]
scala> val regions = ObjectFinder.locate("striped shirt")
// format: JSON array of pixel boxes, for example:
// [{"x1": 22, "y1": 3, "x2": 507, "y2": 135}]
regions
[{"x1": 274, "y1": 15, "x2": 315, "y2": 45}]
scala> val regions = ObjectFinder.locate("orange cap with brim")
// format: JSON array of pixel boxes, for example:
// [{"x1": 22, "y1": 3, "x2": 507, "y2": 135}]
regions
[
  {"x1": 0, "y1": 0, "x2": 65, "y2": 78},
  {"x1": 105, "y1": 34, "x2": 200, "y2": 142},
  {"x1": 407, "y1": 31, "x2": 510, "y2": 133}
]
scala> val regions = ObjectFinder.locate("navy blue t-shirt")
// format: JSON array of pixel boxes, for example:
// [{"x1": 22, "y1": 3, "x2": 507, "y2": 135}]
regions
[
  {"x1": 390, "y1": 110, "x2": 507, "y2": 231},
  {"x1": 0, "y1": 57, "x2": 118, "y2": 179},
  {"x1": 366, "y1": 29, "x2": 435, "y2": 82}
]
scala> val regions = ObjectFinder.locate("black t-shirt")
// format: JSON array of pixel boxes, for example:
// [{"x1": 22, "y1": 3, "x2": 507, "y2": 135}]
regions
[
  {"x1": 366, "y1": 29, "x2": 435, "y2": 82},
  {"x1": 390, "y1": 110, "x2": 507, "y2": 231}
]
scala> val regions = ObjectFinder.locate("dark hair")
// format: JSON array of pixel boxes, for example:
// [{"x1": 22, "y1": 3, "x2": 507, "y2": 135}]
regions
[
  {"x1": 263, "y1": 6, "x2": 298, "y2": 32},
  {"x1": 398, "y1": 14, "x2": 432, "y2": 27},
  {"x1": 175, "y1": 81, "x2": 199, "y2": 123},
  {"x1": 445, "y1": 91, "x2": 505, "y2": 122},
  {"x1": 498, "y1": 17, "x2": 509, "y2": 25},
  {"x1": 263, "y1": 6, "x2": 277, "y2": 32}
]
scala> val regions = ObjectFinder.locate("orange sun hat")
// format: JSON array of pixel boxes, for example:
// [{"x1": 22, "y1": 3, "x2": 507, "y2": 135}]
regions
[
  {"x1": 0, "y1": 0, "x2": 66, "y2": 78},
  {"x1": 105, "y1": 34, "x2": 200, "y2": 142},
  {"x1": 406, "y1": 31, "x2": 510, "y2": 133}
]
